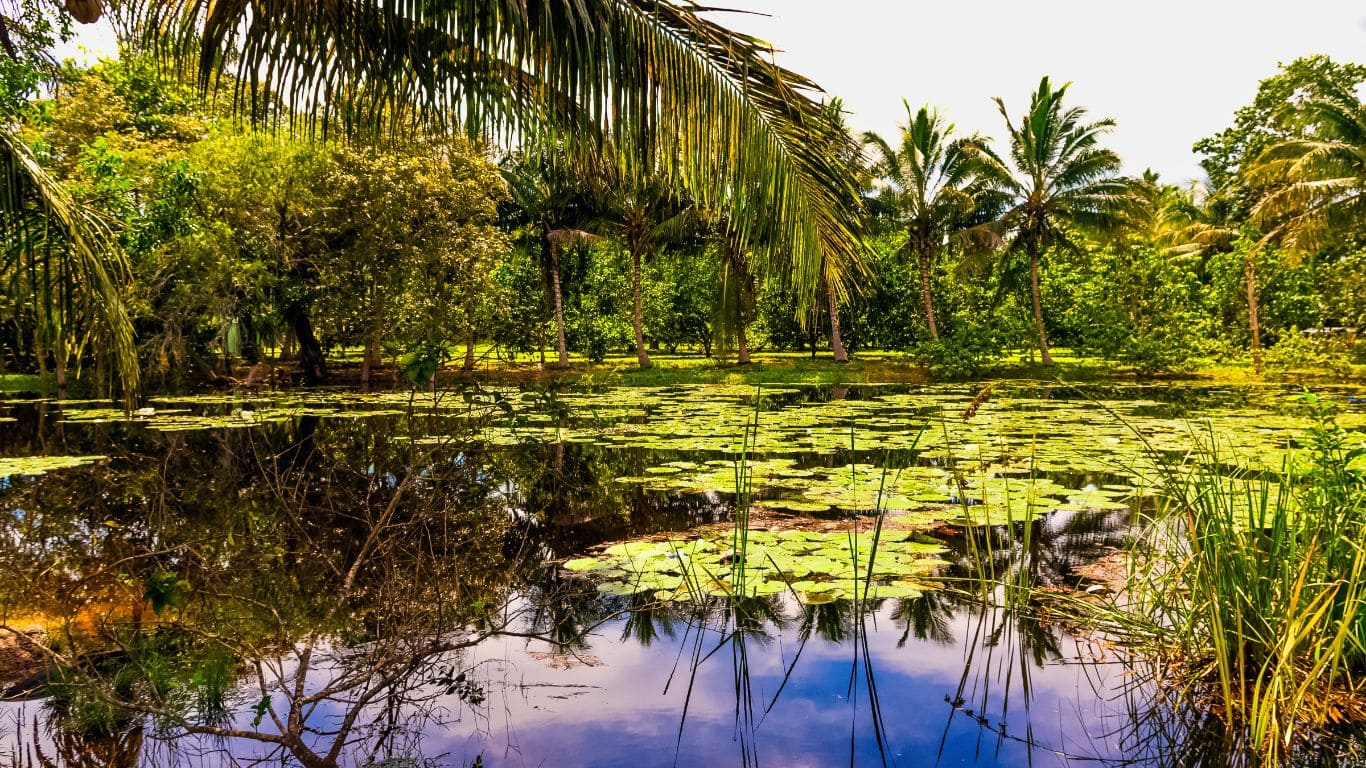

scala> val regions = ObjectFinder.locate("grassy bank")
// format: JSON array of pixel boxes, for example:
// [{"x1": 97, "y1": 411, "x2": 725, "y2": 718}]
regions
[
  {"x1": 422, "y1": 347, "x2": 1193, "y2": 389},
  {"x1": 431, "y1": 348, "x2": 1365, "y2": 389}
]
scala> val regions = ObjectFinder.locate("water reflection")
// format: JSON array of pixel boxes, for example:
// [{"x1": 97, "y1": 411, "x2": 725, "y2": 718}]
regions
[{"x1": 0, "y1": 383, "x2": 1362, "y2": 767}]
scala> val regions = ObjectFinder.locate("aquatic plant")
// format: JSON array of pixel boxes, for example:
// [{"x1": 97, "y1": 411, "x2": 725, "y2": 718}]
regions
[
  {"x1": 0, "y1": 453, "x2": 108, "y2": 478},
  {"x1": 1122, "y1": 393, "x2": 1366, "y2": 763}
]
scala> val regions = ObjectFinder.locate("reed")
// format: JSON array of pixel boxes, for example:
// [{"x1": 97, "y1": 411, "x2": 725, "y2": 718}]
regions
[{"x1": 1126, "y1": 393, "x2": 1366, "y2": 763}]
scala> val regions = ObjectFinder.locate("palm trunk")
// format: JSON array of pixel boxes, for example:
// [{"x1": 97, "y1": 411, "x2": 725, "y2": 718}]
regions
[
  {"x1": 54, "y1": 332, "x2": 67, "y2": 398},
  {"x1": 94, "y1": 348, "x2": 106, "y2": 399},
  {"x1": 737, "y1": 321, "x2": 751, "y2": 365},
  {"x1": 918, "y1": 244, "x2": 939, "y2": 341},
  {"x1": 537, "y1": 324, "x2": 546, "y2": 369},
  {"x1": 828, "y1": 284, "x2": 848, "y2": 363},
  {"x1": 551, "y1": 241, "x2": 569, "y2": 369},
  {"x1": 631, "y1": 246, "x2": 651, "y2": 368},
  {"x1": 1246, "y1": 251, "x2": 1262, "y2": 374},
  {"x1": 1028, "y1": 243, "x2": 1053, "y2": 366}
]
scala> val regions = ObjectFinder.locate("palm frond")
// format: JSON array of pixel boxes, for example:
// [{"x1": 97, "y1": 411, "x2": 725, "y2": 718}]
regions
[
  {"x1": 1, "y1": 127, "x2": 139, "y2": 401},
  {"x1": 1247, "y1": 79, "x2": 1365, "y2": 256},
  {"x1": 119, "y1": 0, "x2": 867, "y2": 313}
]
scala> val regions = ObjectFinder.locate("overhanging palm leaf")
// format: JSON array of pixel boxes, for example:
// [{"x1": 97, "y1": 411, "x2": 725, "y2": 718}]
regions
[
  {"x1": 1, "y1": 128, "x2": 139, "y2": 399},
  {"x1": 118, "y1": 0, "x2": 866, "y2": 313}
]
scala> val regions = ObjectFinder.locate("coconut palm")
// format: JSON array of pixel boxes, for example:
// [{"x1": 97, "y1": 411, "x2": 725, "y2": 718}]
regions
[
  {"x1": 715, "y1": 221, "x2": 759, "y2": 366},
  {"x1": 1164, "y1": 178, "x2": 1270, "y2": 371},
  {"x1": 969, "y1": 77, "x2": 1136, "y2": 365},
  {"x1": 112, "y1": 0, "x2": 866, "y2": 318},
  {"x1": 1246, "y1": 75, "x2": 1365, "y2": 254},
  {"x1": 863, "y1": 102, "x2": 998, "y2": 341},
  {"x1": 593, "y1": 175, "x2": 698, "y2": 368},
  {"x1": 501, "y1": 147, "x2": 602, "y2": 369}
]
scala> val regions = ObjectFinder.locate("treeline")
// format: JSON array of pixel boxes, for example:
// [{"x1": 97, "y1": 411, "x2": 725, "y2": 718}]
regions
[{"x1": 3, "y1": 52, "x2": 1363, "y2": 389}]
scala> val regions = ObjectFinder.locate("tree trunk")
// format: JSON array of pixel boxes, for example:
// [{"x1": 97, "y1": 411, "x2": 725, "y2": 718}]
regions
[
  {"x1": 94, "y1": 347, "x2": 106, "y2": 399},
  {"x1": 919, "y1": 245, "x2": 939, "y2": 341},
  {"x1": 360, "y1": 330, "x2": 379, "y2": 392},
  {"x1": 463, "y1": 330, "x2": 477, "y2": 372},
  {"x1": 1028, "y1": 243, "x2": 1053, "y2": 366},
  {"x1": 737, "y1": 321, "x2": 751, "y2": 365},
  {"x1": 551, "y1": 241, "x2": 569, "y2": 369},
  {"x1": 35, "y1": 332, "x2": 46, "y2": 381},
  {"x1": 1247, "y1": 251, "x2": 1263, "y2": 374},
  {"x1": 290, "y1": 312, "x2": 328, "y2": 385},
  {"x1": 829, "y1": 285, "x2": 849, "y2": 363},
  {"x1": 537, "y1": 325, "x2": 546, "y2": 369},
  {"x1": 357, "y1": 317, "x2": 379, "y2": 388},
  {"x1": 631, "y1": 246, "x2": 651, "y2": 368},
  {"x1": 54, "y1": 333, "x2": 67, "y2": 399}
]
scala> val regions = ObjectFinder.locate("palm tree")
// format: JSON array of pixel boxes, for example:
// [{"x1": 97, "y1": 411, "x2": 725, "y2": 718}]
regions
[
  {"x1": 593, "y1": 175, "x2": 698, "y2": 368},
  {"x1": 113, "y1": 0, "x2": 866, "y2": 318},
  {"x1": 1247, "y1": 74, "x2": 1365, "y2": 254},
  {"x1": 863, "y1": 102, "x2": 997, "y2": 341},
  {"x1": 1164, "y1": 179, "x2": 1267, "y2": 370},
  {"x1": 969, "y1": 77, "x2": 1136, "y2": 365},
  {"x1": 716, "y1": 224, "x2": 759, "y2": 366},
  {"x1": 501, "y1": 148, "x2": 601, "y2": 369}
]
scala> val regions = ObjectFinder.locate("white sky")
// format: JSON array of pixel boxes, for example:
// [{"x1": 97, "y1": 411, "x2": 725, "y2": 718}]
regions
[
  {"x1": 62, "y1": 2, "x2": 1364, "y2": 182},
  {"x1": 709, "y1": 1, "x2": 1365, "y2": 182}
]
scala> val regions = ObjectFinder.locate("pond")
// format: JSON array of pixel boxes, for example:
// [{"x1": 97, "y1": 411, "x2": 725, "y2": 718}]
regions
[{"x1": 1, "y1": 382, "x2": 1363, "y2": 767}]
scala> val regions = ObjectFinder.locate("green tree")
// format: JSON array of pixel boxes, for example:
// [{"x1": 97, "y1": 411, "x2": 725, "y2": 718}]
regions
[
  {"x1": 1190, "y1": 57, "x2": 1365, "y2": 371},
  {"x1": 314, "y1": 139, "x2": 508, "y2": 387},
  {"x1": 645, "y1": 247, "x2": 715, "y2": 355},
  {"x1": 1050, "y1": 178, "x2": 1207, "y2": 374},
  {"x1": 1194, "y1": 55, "x2": 1365, "y2": 213},
  {"x1": 970, "y1": 76, "x2": 1136, "y2": 365}
]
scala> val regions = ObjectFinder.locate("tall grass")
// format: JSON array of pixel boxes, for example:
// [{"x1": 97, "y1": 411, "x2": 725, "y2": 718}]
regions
[{"x1": 1132, "y1": 393, "x2": 1366, "y2": 763}]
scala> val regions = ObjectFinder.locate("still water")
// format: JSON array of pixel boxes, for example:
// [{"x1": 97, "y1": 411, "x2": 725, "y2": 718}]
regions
[{"x1": 0, "y1": 382, "x2": 1361, "y2": 767}]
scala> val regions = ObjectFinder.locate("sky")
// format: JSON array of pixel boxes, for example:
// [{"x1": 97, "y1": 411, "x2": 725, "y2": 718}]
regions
[
  {"x1": 707, "y1": 0, "x2": 1365, "y2": 182},
  {"x1": 62, "y1": 1, "x2": 1364, "y2": 182}
]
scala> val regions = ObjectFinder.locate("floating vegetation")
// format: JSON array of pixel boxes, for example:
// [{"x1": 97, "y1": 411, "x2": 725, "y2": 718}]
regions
[
  {"x1": 58, "y1": 405, "x2": 408, "y2": 431},
  {"x1": 610, "y1": 456, "x2": 1131, "y2": 525},
  {"x1": 562, "y1": 528, "x2": 949, "y2": 604},
  {"x1": 8, "y1": 383, "x2": 1363, "y2": 526},
  {"x1": 0, "y1": 454, "x2": 108, "y2": 478}
]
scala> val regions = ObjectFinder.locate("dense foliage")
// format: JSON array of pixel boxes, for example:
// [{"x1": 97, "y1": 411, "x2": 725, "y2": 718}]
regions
[{"x1": 0, "y1": 13, "x2": 1362, "y2": 385}]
